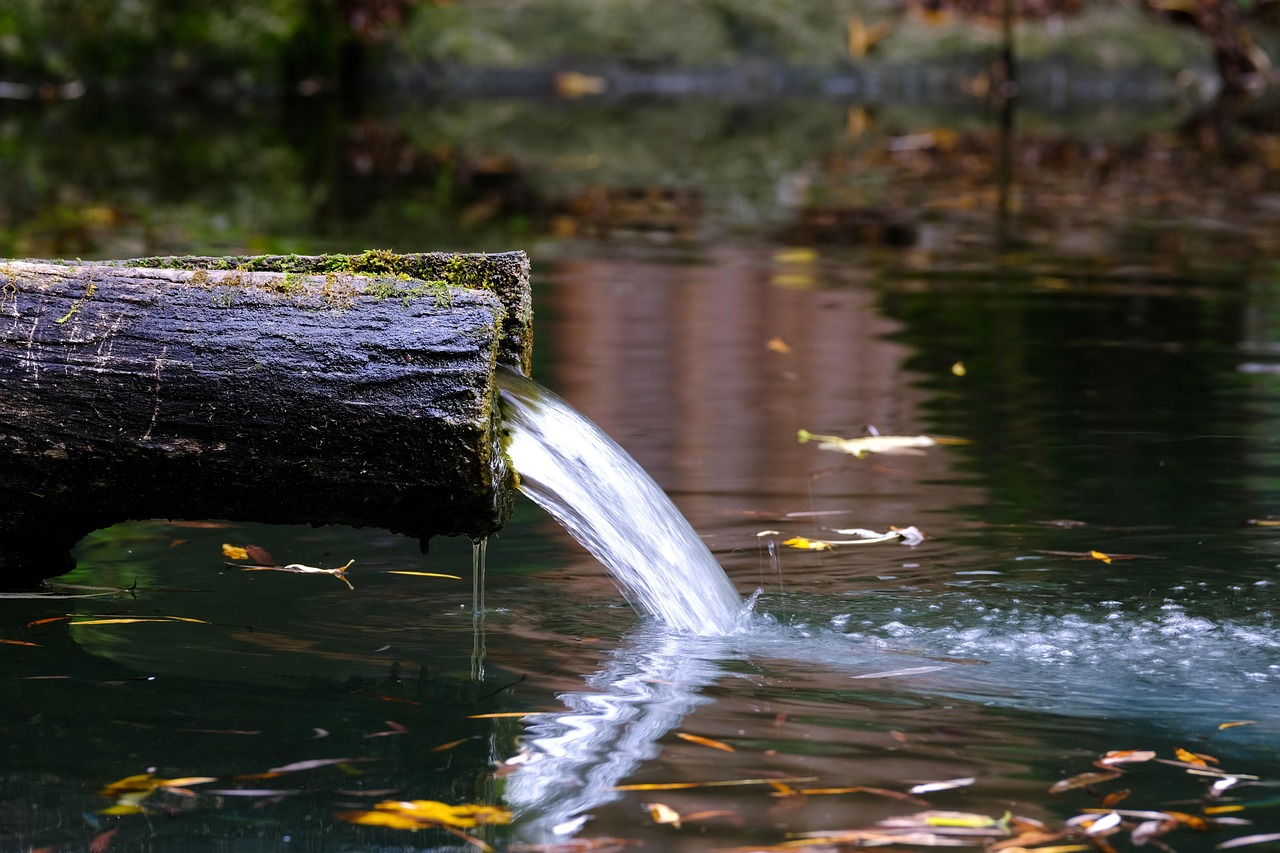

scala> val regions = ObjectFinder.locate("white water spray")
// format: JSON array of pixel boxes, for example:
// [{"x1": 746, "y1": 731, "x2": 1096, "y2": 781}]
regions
[{"x1": 497, "y1": 368, "x2": 745, "y2": 635}]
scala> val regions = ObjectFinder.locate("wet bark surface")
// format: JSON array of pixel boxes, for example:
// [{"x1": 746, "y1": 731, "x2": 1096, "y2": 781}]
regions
[{"x1": 0, "y1": 254, "x2": 530, "y2": 587}]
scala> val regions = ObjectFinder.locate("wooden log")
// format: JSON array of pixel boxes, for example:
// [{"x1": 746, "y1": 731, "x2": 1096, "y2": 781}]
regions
[{"x1": 0, "y1": 251, "x2": 532, "y2": 587}]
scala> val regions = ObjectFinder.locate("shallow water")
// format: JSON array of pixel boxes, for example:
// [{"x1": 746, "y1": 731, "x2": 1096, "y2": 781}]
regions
[{"x1": 5, "y1": 96, "x2": 1280, "y2": 852}]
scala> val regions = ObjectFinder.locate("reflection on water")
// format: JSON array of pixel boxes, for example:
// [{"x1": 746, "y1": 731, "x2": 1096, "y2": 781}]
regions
[{"x1": 505, "y1": 623, "x2": 727, "y2": 840}]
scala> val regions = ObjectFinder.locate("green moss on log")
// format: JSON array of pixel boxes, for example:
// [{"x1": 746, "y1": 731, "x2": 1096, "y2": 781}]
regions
[{"x1": 105, "y1": 250, "x2": 532, "y2": 372}]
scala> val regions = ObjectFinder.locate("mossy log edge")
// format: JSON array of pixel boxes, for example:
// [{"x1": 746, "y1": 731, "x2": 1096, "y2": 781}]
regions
[{"x1": 0, "y1": 251, "x2": 533, "y2": 588}]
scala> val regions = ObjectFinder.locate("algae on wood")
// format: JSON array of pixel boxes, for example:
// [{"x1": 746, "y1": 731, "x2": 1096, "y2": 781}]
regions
[{"x1": 0, "y1": 251, "x2": 532, "y2": 587}]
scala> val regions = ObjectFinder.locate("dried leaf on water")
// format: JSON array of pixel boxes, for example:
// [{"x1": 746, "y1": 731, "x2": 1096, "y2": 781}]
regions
[
  {"x1": 70, "y1": 616, "x2": 208, "y2": 626},
  {"x1": 1175, "y1": 747, "x2": 1219, "y2": 766},
  {"x1": 766, "y1": 337, "x2": 792, "y2": 353},
  {"x1": 97, "y1": 772, "x2": 216, "y2": 814},
  {"x1": 614, "y1": 776, "x2": 816, "y2": 792},
  {"x1": 1218, "y1": 721, "x2": 1259, "y2": 730},
  {"x1": 0, "y1": 638, "x2": 41, "y2": 646},
  {"x1": 335, "y1": 799, "x2": 511, "y2": 850},
  {"x1": 235, "y1": 559, "x2": 355, "y2": 589},
  {"x1": 675, "y1": 732, "x2": 736, "y2": 752},
  {"x1": 1049, "y1": 770, "x2": 1122, "y2": 794},
  {"x1": 773, "y1": 786, "x2": 930, "y2": 806},
  {"x1": 222, "y1": 543, "x2": 250, "y2": 560},
  {"x1": 643, "y1": 802, "x2": 682, "y2": 828},
  {"x1": 507, "y1": 838, "x2": 643, "y2": 852},
  {"x1": 1218, "y1": 833, "x2": 1280, "y2": 849},
  {"x1": 1090, "y1": 550, "x2": 1113, "y2": 564},
  {"x1": 782, "y1": 537, "x2": 834, "y2": 551},
  {"x1": 387, "y1": 571, "x2": 463, "y2": 579},
  {"x1": 909, "y1": 777, "x2": 977, "y2": 794},
  {"x1": 1095, "y1": 750, "x2": 1156, "y2": 768},
  {"x1": 798, "y1": 428, "x2": 970, "y2": 458}
]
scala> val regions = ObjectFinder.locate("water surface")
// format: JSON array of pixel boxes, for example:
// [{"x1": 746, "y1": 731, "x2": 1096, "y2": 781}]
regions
[{"x1": 4, "y1": 95, "x2": 1280, "y2": 852}]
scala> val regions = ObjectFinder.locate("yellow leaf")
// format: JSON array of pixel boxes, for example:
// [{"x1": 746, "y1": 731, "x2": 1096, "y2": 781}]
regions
[
  {"x1": 951, "y1": 361, "x2": 967, "y2": 377},
  {"x1": 1218, "y1": 721, "x2": 1258, "y2": 730},
  {"x1": 782, "y1": 537, "x2": 833, "y2": 552},
  {"x1": 1090, "y1": 550, "x2": 1113, "y2": 564},
  {"x1": 387, "y1": 571, "x2": 462, "y2": 580},
  {"x1": 773, "y1": 247, "x2": 818, "y2": 265},
  {"x1": 222, "y1": 544, "x2": 250, "y2": 561},
  {"x1": 337, "y1": 799, "x2": 510, "y2": 835},
  {"x1": 70, "y1": 616, "x2": 208, "y2": 626},
  {"x1": 921, "y1": 811, "x2": 1008, "y2": 829},
  {"x1": 1205, "y1": 805, "x2": 1247, "y2": 815},
  {"x1": 645, "y1": 802, "x2": 682, "y2": 828},
  {"x1": 1177, "y1": 747, "x2": 1220, "y2": 766},
  {"x1": 675, "y1": 732, "x2": 735, "y2": 753},
  {"x1": 766, "y1": 337, "x2": 791, "y2": 354}
]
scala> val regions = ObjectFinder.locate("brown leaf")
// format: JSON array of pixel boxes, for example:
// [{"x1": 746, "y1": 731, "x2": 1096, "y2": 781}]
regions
[
  {"x1": 1049, "y1": 770, "x2": 1121, "y2": 794},
  {"x1": 245, "y1": 544, "x2": 275, "y2": 565},
  {"x1": 675, "y1": 732, "x2": 735, "y2": 753},
  {"x1": 88, "y1": 829, "x2": 118, "y2": 853}
]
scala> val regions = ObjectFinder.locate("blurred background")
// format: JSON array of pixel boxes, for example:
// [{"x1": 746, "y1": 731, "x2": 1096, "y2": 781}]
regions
[{"x1": 2, "y1": 0, "x2": 1277, "y2": 263}]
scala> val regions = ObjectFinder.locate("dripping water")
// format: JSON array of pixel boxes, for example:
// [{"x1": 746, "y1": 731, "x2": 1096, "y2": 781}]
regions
[
  {"x1": 471, "y1": 536, "x2": 488, "y2": 679},
  {"x1": 497, "y1": 367, "x2": 745, "y2": 636}
]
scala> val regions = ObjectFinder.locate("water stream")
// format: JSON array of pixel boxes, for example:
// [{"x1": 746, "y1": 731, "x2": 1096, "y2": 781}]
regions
[{"x1": 497, "y1": 366, "x2": 746, "y2": 635}]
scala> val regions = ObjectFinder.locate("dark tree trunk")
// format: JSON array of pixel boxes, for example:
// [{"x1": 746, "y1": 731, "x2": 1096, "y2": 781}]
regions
[{"x1": 0, "y1": 251, "x2": 532, "y2": 588}]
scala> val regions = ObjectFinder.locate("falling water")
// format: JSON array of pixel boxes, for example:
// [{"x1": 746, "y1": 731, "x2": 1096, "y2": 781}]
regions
[{"x1": 496, "y1": 367, "x2": 745, "y2": 635}]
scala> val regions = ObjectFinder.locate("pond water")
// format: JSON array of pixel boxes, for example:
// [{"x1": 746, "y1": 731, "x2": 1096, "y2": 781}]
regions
[{"x1": 4, "y1": 94, "x2": 1280, "y2": 852}]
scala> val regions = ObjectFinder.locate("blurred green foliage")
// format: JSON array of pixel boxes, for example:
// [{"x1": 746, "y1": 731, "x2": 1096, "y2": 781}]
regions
[
  {"x1": 410, "y1": 0, "x2": 858, "y2": 68},
  {"x1": 0, "y1": 0, "x2": 338, "y2": 86}
]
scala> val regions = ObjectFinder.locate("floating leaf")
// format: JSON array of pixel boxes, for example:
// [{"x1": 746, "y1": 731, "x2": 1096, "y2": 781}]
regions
[
  {"x1": 364, "y1": 720, "x2": 409, "y2": 739},
  {"x1": 675, "y1": 732, "x2": 735, "y2": 753},
  {"x1": 825, "y1": 525, "x2": 926, "y2": 546},
  {"x1": 1218, "y1": 833, "x2": 1280, "y2": 849},
  {"x1": 237, "y1": 559, "x2": 355, "y2": 590},
  {"x1": 1218, "y1": 721, "x2": 1258, "y2": 730},
  {"x1": 27, "y1": 616, "x2": 71, "y2": 627},
  {"x1": 430, "y1": 737, "x2": 477, "y2": 753},
  {"x1": 1049, "y1": 770, "x2": 1122, "y2": 794},
  {"x1": 766, "y1": 337, "x2": 792, "y2": 354},
  {"x1": 909, "y1": 777, "x2": 976, "y2": 794},
  {"x1": 951, "y1": 361, "x2": 967, "y2": 377},
  {"x1": 798, "y1": 428, "x2": 969, "y2": 458},
  {"x1": 1095, "y1": 750, "x2": 1156, "y2": 768},
  {"x1": 644, "y1": 802, "x2": 682, "y2": 828},
  {"x1": 387, "y1": 571, "x2": 462, "y2": 579},
  {"x1": 782, "y1": 537, "x2": 833, "y2": 551},
  {"x1": 0, "y1": 638, "x2": 40, "y2": 647},
  {"x1": 97, "y1": 772, "x2": 215, "y2": 814},
  {"x1": 614, "y1": 776, "x2": 816, "y2": 792},
  {"x1": 1175, "y1": 747, "x2": 1218, "y2": 767},
  {"x1": 335, "y1": 798, "x2": 511, "y2": 850},
  {"x1": 1090, "y1": 550, "x2": 1113, "y2": 564},
  {"x1": 222, "y1": 544, "x2": 250, "y2": 561},
  {"x1": 71, "y1": 616, "x2": 208, "y2": 626},
  {"x1": 1099, "y1": 789, "x2": 1132, "y2": 807}
]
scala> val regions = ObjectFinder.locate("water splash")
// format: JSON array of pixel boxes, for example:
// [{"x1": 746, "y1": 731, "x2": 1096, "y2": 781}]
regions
[{"x1": 497, "y1": 367, "x2": 745, "y2": 635}]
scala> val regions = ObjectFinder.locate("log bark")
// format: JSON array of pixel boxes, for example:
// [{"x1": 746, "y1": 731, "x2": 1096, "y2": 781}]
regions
[{"x1": 0, "y1": 251, "x2": 532, "y2": 587}]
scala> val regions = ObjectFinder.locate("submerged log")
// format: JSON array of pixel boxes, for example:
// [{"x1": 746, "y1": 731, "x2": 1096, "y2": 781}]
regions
[{"x1": 0, "y1": 251, "x2": 532, "y2": 587}]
